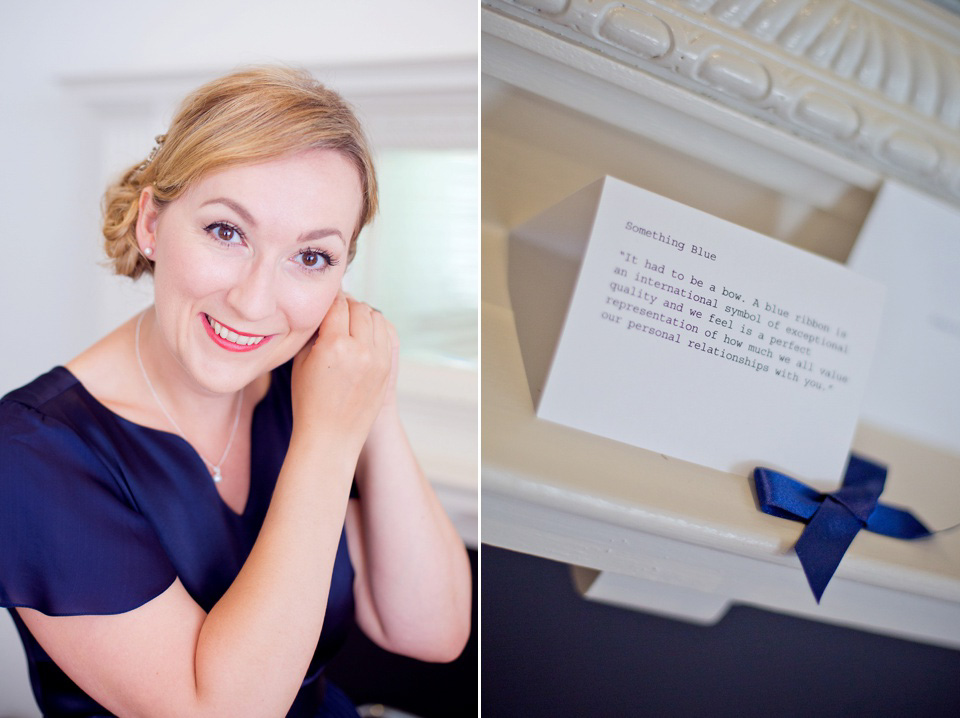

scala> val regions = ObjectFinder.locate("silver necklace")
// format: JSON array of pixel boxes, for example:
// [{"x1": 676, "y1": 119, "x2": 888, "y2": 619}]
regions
[{"x1": 135, "y1": 310, "x2": 242, "y2": 483}]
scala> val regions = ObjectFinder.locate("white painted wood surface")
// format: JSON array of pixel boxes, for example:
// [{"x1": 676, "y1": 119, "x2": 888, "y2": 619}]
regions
[{"x1": 481, "y1": 0, "x2": 960, "y2": 648}]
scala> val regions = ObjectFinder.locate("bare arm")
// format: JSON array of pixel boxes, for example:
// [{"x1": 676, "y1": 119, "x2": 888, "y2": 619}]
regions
[
  {"x1": 18, "y1": 293, "x2": 392, "y2": 718},
  {"x1": 346, "y1": 321, "x2": 472, "y2": 663}
]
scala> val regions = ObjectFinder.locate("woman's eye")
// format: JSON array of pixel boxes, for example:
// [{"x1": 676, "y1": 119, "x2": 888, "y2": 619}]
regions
[
  {"x1": 204, "y1": 222, "x2": 243, "y2": 244},
  {"x1": 295, "y1": 249, "x2": 338, "y2": 273},
  {"x1": 301, "y1": 251, "x2": 323, "y2": 267}
]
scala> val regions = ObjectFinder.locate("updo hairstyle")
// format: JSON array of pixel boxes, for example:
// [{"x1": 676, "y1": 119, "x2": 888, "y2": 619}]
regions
[{"x1": 102, "y1": 66, "x2": 378, "y2": 279}]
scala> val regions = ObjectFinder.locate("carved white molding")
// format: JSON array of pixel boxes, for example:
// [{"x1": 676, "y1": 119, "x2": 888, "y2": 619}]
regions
[{"x1": 484, "y1": 0, "x2": 960, "y2": 204}]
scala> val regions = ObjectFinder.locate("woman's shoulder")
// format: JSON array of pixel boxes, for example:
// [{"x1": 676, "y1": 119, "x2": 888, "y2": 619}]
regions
[
  {"x1": 1, "y1": 363, "x2": 133, "y2": 446},
  {"x1": 63, "y1": 314, "x2": 144, "y2": 419},
  {"x1": 0, "y1": 320, "x2": 140, "y2": 465},
  {"x1": 0, "y1": 368, "x2": 102, "y2": 444},
  {"x1": 2, "y1": 366, "x2": 81, "y2": 415},
  {"x1": 0, "y1": 367, "x2": 112, "y2": 469}
]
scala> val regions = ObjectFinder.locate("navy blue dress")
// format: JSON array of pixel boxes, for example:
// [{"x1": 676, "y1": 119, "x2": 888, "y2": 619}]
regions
[{"x1": 0, "y1": 362, "x2": 358, "y2": 717}]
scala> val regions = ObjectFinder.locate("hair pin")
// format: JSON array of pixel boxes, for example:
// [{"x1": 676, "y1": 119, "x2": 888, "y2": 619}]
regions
[{"x1": 136, "y1": 134, "x2": 167, "y2": 173}]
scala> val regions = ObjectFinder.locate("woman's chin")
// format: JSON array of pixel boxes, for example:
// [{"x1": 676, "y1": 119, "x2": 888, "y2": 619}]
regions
[
  {"x1": 193, "y1": 351, "x2": 299, "y2": 396},
  {"x1": 175, "y1": 353, "x2": 260, "y2": 396}
]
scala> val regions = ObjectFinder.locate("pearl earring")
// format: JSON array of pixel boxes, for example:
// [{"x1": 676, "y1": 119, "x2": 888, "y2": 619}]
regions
[{"x1": 144, "y1": 247, "x2": 154, "y2": 257}]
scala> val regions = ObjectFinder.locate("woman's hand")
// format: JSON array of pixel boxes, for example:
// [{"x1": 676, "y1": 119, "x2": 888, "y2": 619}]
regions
[
  {"x1": 291, "y1": 291, "x2": 393, "y2": 452},
  {"x1": 381, "y1": 318, "x2": 400, "y2": 411}
]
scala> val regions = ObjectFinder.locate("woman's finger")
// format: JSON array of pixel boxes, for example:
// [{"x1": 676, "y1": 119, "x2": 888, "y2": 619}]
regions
[
  {"x1": 384, "y1": 316, "x2": 398, "y2": 353},
  {"x1": 317, "y1": 290, "x2": 350, "y2": 339},
  {"x1": 293, "y1": 327, "x2": 320, "y2": 366},
  {"x1": 346, "y1": 296, "x2": 374, "y2": 341},
  {"x1": 370, "y1": 308, "x2": 391, "y2": 352}
]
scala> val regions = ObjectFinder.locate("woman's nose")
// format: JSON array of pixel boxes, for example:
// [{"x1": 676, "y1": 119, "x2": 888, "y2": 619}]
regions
[{"x1": 225, "y1": 258, "x2": 277, "y2": 322}]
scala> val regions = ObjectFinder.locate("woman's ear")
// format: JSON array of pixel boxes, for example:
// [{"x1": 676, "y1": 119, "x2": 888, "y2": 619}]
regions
[{"x1": 135, "y1": 187, "x2": 159, "y2": 257}]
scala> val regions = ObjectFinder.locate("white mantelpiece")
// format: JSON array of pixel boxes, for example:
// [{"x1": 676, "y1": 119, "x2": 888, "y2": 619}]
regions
[{"x1": 485, "y1": 0, "x2": 960, "y2": 207}]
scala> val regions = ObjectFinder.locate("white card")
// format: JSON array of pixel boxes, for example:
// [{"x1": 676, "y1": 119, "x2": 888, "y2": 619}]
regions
[
  {"x1": 848, "y1": 181, "x2": 960, "y2": 457},
  {"x1": 509, "y1": 177, "x2": 885, "y2": 487}
]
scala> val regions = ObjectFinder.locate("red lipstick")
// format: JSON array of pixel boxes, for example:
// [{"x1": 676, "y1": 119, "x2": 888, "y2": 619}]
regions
[{"x1": 201, "y1": 313, "x2": 272, "y2": 353}]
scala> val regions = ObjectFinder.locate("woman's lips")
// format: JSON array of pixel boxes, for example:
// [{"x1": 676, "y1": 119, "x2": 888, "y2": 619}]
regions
[{"x1": 201, "y1": 313, "x2": 272, "y2": 352}]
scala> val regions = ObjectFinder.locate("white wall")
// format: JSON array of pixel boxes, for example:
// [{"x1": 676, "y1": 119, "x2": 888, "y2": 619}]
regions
[{"x1": 0, "y1": 3, "x2": 477, "y2": 715}]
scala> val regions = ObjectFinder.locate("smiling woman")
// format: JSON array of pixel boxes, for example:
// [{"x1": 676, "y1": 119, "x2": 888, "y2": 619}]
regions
[
  {"x1": 0, "y1": 67, "x2": 471, "y2": 718},
  {"x1": 138, "y1": 150, "x2": 361, "y2": 398}
]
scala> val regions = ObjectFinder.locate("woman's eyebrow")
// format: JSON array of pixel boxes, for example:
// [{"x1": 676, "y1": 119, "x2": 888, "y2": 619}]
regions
[
  {"x1": 299, "y1": 229, "x2": 346, "y2": 247},
  {"x1": 201, "y1": 197, "x2": 257, "y2": 227}
]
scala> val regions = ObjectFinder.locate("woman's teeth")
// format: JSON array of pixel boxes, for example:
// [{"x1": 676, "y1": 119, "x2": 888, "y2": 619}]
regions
[{"x1": 207, "y1": 315, "x2": 265, "y2": 346}]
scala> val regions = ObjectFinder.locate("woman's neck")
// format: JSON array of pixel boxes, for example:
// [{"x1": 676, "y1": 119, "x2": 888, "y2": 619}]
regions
[
  {"x1": 135, "y1": 307, "x2": 244, "y2": 430},
  {"x1": 65, "y1": 308, "x2": 269, "y2": 444}
]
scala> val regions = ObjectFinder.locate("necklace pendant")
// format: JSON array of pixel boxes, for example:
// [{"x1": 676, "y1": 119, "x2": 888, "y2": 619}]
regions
[{"x1": 212, "y1": 467, "x2": 223, "y2": 483}]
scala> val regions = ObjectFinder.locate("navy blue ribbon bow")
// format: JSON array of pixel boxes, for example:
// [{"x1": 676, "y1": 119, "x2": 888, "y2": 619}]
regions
[{"x1": 753, "y1": 454, "x2": 931, "y2": 602}]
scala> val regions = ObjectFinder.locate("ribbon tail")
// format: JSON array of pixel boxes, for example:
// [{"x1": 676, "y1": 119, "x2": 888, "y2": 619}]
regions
[
  {"x1": 793, "y1": 497, "x2": 863, "y2": 603},
  {"x1": 866, "y1": 503, "x2": 932, "y2": 539}
]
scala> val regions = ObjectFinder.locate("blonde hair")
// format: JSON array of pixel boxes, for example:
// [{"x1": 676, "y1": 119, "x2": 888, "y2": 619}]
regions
[{"x1": 103, "y1": 66, "x2": 378, "y2": 278}]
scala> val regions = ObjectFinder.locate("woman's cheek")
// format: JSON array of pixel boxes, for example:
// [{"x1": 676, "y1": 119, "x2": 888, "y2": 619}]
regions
[
  {"x1": 157, "y1": 243, "x2": 235, "y2": 301},
  {"x1": 285, "y1": 281, "x2": 342, "y2": 335},
  {"x1": 185, "y1": 247, "x2": 242, "y2": 293}
]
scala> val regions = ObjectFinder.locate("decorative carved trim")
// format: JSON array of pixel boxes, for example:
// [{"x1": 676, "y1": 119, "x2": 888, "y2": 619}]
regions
[{"x1": 484, "y1": 0, "x2": 960, "y2": 203}]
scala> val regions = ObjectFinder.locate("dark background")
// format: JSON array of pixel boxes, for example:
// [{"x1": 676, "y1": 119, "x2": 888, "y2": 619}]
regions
[
  {"x1": 481, "y1": 544, "x2": 960, "y2": 718},
  {"x1": 326, "y1": 548, "x2": 478, "y2": 717}
]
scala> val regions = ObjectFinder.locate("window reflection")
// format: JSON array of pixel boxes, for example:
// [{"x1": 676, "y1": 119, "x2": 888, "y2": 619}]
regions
[{"x1": 346, "y1": 150, "x2": 478, "y2": 368}]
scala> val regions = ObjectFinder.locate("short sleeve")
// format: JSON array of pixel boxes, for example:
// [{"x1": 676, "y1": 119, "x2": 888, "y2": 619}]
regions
[{"x1": 0, "y1": 400, "x2": 177, "y2": 616}]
